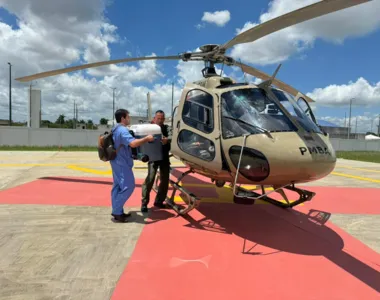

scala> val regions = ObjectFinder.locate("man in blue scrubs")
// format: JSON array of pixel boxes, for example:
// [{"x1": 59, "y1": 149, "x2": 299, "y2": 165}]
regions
[{"x1": 110, "y1": 109, "x2": 154, "y2": 223}]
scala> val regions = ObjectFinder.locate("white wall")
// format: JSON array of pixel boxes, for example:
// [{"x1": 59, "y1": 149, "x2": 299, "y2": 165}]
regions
[
  {"x1": 0, "y1": 127, "x2": 102, "y2": 147},
  {"x1": 1, "y1": 127, "x2": 380, "y2": 151},
  {"x1": 330, "y1": 138, "x2": 380, "y2": 151}
]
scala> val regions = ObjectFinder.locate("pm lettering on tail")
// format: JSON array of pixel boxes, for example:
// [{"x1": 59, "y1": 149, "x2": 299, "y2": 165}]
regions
[{"x1": 299, "y1": 146, "x2": 331, "y2": 156}]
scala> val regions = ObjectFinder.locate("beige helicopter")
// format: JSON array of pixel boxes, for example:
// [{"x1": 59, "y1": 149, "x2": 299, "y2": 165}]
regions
[{"x1": 16, "y1": 0, "x2": 372, "y2": 215}]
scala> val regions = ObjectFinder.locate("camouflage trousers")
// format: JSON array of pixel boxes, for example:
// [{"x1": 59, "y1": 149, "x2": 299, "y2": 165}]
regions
[{"x1": 141, "y1": 160, "x2": 170, "y2": 205}]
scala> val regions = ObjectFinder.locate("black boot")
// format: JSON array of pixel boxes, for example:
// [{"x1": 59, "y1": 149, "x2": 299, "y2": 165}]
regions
[
  {"x1": 141, "y1": 204, "x2": 148, "y2": 213},
  {"x1": 111, "y1": 214, "x2": 129, "y2": 223}
]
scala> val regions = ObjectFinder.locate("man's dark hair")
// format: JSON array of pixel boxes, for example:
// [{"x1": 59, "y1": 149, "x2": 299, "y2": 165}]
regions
[
  {"x1": 155, "y1": 110, "x2": 165, "y2": 116},
  {"x1": 115, "y1": 109, "x2": 129, "y2": 123}
]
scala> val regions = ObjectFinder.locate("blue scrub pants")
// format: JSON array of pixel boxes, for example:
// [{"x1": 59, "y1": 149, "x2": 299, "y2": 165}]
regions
[{"x1": 110, "y1": 163, "x2": 135, "y2": 215}]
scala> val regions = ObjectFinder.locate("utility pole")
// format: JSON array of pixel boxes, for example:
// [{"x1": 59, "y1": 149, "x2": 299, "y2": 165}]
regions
[
  {"x1": 7, "y1": 62, "x2": 12, "y2": 126},
  {"x1": 354, "y1": 116, "x2": 358, "y2": 139},
  {"x1": 378, "y1": 114, "x2": 380, "y2": 136},
  {"x1": 73, "y1": 99, "x2": 76, "y2": 129},
  {"x1": 111, "y1": 87, "x2": 116, "y2": 126},
  {"x1": 147, "y1": 92, "x2": 152, "y2": 121},
  {"x1": 171, "y1": 81, "x2": 174, "y2": 116},
  {"x1": 344, "y1": 112, "x2": 346, "y2": 127},
  {"x1": 347, "y1": 98, "x2": 353, "y2": 139}
]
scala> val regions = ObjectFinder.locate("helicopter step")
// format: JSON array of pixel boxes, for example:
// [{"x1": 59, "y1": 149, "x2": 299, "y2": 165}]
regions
[
  {"x1": 232, "y1": 183, "x2": 316, "y2": 208},
  {"x1": 152, "y1": 168, "x2": 201, "y2": 215}
]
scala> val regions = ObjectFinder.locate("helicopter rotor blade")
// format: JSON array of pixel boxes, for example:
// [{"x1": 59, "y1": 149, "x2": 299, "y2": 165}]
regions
[
  {"x1": 15, "y1": 55, "x2": 182, "y2": 82},
  {"x1": 219, "y1": 0, "x2": 372, "y2": 51},
  {"x1": 236, "y1": 61, "x2": 315, "y2": 102}
]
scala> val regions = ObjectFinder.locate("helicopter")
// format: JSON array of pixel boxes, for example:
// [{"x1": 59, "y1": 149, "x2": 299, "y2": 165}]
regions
[{"x1": 15, "y1": 0, "x2": 372, "y2": 215}]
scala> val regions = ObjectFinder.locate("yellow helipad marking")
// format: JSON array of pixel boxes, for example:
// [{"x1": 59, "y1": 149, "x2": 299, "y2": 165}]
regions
[
  {"x1": 66, "y1": 165, "x2": 112, "y2": 175},
  {"x1": 0, "y1": 162, "x2": 109, "y2": 167},
  {"x1": 337, "y1": 165, "x2": 380, "y2": 174},
  {"x1": 0, "y1": 162, "x2": 185, "y2": 170},
  {"x1": 0, "y1": 163, "x2": 68, "y2": 167},
  {"x1": 64, "y1": 162, "x2": 186, "y2": 175},
  {"x1": 178, "y1": 183, "x2": 262, "y2": 189},
  {"x1": 331, "y1": 171, "x2": 380, "y2": 183}
]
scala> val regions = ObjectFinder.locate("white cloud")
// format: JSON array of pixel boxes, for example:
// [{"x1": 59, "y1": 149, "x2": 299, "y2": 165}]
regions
[
  {"x1": 195, "y1": 23, "x2": 206, "y2": 30},
  {"x1": 1, "y1": 0, "x2": 378, "y2": 126},
  {"x1": 0, "y1": 74, "x2": 181, "y2": 123},
  {"x1": 201, "y1": 10, "x2": 231, "y2": 27},
  {"x1": 0, "y1": 0, "x2": 170, "y2": 124},
  {"x1": 229, "y1": 0, "x2": 380, "y2": 65},
  {"x1": 307, "y1": 77, "x2": 380, "y2": 107}
]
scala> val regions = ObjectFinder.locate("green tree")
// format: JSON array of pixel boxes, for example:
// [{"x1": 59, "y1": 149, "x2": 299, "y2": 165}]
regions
[
  {"x1": 55, "y1": 114, "x2": 65, "y2": 124},
  {"x1": 100, "y1": 118, "x2": 108, "y2": 125}
]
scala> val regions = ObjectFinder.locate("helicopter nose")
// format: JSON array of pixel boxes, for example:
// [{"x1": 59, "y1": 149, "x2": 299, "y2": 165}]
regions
[
  {"x1": 297, "y1": 140, "x2": 337, "y2": 181},
  {"x1": 228, "y1": 133, "x2": 337, "y2": 185}
]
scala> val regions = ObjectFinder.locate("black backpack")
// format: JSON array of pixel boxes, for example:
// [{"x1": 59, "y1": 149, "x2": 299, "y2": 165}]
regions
[{"x1": 97, "y1": 129, "x2": 122, "y2": 161}]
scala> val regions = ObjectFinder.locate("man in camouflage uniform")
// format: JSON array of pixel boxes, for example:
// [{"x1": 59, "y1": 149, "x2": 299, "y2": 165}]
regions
[{"x1": 141, "y1": 110, "x2": 171, "y2": 212}]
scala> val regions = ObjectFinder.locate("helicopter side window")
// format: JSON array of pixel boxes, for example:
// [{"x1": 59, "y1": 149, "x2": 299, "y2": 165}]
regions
[
  {"x1": 177, "y1": 129, "x2": 216, "y2": 162},
  {"x1": 182, "y1": 89, "x2": 214, "y2": 134}
]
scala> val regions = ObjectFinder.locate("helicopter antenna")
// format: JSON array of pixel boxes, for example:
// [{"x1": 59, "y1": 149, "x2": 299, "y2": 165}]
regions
[
  {"x1": 258, "y1": 63, "x2": 282, "y2": 89},
  {"x1": 239, "y1": 59, "x2": 247, "y2": 84}
]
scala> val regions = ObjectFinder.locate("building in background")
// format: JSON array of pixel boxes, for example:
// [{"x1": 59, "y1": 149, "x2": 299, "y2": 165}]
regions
[
  {"x1": 317, "y1": 119, "x2": 365, "y2": 140},
  {"x1": 29, "y1": 89, "x2": 42, "y2": 129}
]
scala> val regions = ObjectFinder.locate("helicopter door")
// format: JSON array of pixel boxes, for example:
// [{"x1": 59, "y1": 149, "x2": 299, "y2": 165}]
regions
[
  {"x1": 170, "y1": 87, "x2": 223, "y2": 174},
  {"x1": 295, "y1": 92, "x2": 318, "y2": 125}
]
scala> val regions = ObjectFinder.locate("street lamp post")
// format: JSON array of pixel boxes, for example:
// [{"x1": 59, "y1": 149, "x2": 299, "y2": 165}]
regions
[
  {"x1": 8, "y1": 62, "x2": 12, "y2": 126},
  {"x1": 171, "y1": 81, "x2": 174, "y2": 116},
  {"x1": 347, "y1": 98, "x2": 354, "y2": 139}
]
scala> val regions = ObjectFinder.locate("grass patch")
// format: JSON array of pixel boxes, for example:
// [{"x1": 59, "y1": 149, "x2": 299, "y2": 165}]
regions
[
  {"x1": 0, "y1": 145, "x2": 98, "y2": 151},
  {"x1": 336, "y1": 151, "x2": 380, "y2": 163}
]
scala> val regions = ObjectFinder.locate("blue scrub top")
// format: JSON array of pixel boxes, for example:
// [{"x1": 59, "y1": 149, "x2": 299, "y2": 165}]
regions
[{"x1": 110, "y1": 124, "x2": 136, "y2": 168}]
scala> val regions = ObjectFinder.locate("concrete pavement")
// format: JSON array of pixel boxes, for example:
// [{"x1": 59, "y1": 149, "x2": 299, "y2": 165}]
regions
[{"x1": 0, "y1": 151, "x2": 379, "y2": 299}]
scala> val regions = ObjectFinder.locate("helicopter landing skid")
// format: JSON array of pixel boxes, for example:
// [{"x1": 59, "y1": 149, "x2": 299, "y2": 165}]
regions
[
  {"x1": 232, "y1": 134, "x2": 315, "y2": 208},
  {"x1": 233, "y1": 184, "x2": 315, "y2": 208},
  {"x1": 153, "y1": 168, "x2": 201, "y2": 215}
]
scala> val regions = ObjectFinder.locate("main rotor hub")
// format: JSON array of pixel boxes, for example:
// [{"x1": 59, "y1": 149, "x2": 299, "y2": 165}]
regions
[{"x1": 199, "y1": 44, "x2": 219, "y2": 53}]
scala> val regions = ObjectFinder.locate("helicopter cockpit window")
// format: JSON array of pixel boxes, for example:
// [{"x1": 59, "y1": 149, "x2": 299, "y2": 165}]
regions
[
  {"x1": 177, "y1": 129, "x2": 216, "y2": 161},
  {"x1": 270, "y1": 88, "x2": 322, "y2": 134},
  {"x1": 221, "y1": 88, "x2": 298, "y2": 139},
  {"x1": 182, "y1": 89, "x2": 214, "y2": 134}
]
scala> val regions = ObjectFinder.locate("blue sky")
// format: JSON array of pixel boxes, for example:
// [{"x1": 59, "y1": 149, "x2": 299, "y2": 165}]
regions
[
  {"x1": 103, "y1": 0, "x2": 380, "y2": 122},
  {"x1": 0, "y1": 0, "x2": 379, "y2": 131}
]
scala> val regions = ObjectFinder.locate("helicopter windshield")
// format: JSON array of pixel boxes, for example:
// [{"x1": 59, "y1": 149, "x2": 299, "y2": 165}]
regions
[{"x1": 221, "y1": 87, "x2": 322, "y2": 139}]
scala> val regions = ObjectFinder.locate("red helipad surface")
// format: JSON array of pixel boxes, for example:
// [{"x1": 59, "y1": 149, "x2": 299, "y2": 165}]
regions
[{"x1": 0, "y1": 169, "x2": 379, "y2": 299}]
